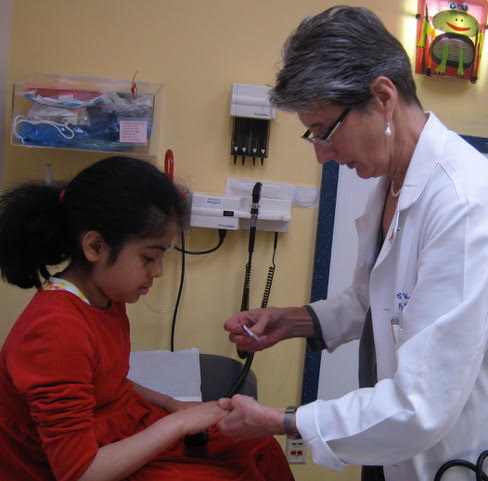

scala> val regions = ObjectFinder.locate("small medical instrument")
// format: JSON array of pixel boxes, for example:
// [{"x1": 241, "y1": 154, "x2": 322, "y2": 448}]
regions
[
  {"x1": 242, "y1": 324, "x2": 261, "y2": 341},
  {"x1": 230, "y1": 83, "x2": 276, "y2": 165}
]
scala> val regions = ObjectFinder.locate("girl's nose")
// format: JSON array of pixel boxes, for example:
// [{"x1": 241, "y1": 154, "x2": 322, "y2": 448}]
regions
[{"x1": 152, "y1": 259, "x2": 163, "y2": 278}]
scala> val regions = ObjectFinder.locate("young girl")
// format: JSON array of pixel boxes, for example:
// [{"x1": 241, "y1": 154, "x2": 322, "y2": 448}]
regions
[{"x1": 0, "y1": 157, "x2": 293, "y2": 481}]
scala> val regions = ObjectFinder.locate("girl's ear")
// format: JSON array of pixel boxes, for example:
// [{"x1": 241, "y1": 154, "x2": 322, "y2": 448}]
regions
[{"x1": 81, "y1": 231, "x2": 108, "y2": 263}]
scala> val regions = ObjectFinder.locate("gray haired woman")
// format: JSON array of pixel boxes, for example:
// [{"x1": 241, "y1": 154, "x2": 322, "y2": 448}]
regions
[{"x1": 218, "y1": 6, "x2": 488, "y2": 481}]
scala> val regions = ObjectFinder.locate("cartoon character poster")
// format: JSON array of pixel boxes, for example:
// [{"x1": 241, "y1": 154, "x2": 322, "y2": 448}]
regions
[{"x1": 416, "y1": 0, "x2": 488, "y2": 82}]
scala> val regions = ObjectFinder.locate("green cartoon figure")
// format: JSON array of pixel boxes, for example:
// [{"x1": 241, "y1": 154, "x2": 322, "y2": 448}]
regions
[{"x1": 417, "y1": 2, "x2": 483, "y2": 80}]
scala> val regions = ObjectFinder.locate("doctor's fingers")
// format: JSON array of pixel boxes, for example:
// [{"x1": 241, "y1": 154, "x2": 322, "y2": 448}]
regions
[
  {"x1": 224, "y1": 309, "x2": 263, "y2": 332},
  {"x1": 216, "y1": 410, "x2": 265, "y2": 441}
]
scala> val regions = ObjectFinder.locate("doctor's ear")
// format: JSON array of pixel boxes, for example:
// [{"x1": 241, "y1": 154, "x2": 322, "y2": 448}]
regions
[
  {"x1": 81, "y1": 231, "x2": 109, "y2": 263},
  {"x1": 369, "y1": 76, "x2": 397, "y2": 115}
]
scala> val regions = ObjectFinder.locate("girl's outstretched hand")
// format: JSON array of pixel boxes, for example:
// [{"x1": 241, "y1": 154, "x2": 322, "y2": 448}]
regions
[{"x1": 173, "y1": 401, "x2": 229, "y2": 435}]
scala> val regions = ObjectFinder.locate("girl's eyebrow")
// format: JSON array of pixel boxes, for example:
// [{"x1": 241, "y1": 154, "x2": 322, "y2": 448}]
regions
[{"x1": 145, "y1": 244, "x2": 170, "y2": 252}]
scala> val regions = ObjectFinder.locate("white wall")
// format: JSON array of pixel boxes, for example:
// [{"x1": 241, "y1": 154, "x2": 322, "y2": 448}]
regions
[{"x1": 317, "y1": 166, "x2": 378, "y2": 400}]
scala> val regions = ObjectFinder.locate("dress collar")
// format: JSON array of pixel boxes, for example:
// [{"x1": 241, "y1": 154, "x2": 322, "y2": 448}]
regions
[{"x1": 43, "y1": 277, "x2": 91, "y2": 306}]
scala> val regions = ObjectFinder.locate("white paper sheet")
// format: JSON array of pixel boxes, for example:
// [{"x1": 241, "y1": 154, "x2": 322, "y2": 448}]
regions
[{"x1": 128, "y1": 349, "x2": 201, "y2": 402}]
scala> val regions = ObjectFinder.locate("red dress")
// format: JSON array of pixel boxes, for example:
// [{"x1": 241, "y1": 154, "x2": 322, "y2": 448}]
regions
[{"x1": 0, "y1": 290, "x2": 294, "y2": 481}]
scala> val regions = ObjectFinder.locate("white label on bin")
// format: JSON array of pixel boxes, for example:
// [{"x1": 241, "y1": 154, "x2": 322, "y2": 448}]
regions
[{"x1": 119, "y1": 120, "x2": 148, "y2": 143}]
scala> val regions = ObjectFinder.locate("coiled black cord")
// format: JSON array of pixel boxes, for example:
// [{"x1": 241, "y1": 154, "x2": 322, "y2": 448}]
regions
[
  {"x1": 434, "y1": 450, "x2": 488, "y2": 481},
  {"x1": 226, "y1": 231, "x2": 279, "y2": 397},
  {"x1": 260, "y1": 232, "x2": 278, "y2": 309}
]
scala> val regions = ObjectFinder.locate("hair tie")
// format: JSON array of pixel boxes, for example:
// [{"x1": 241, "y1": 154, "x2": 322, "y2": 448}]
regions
[{"x1": 59, "y1": 190, "x2": 66, "y2": 204}]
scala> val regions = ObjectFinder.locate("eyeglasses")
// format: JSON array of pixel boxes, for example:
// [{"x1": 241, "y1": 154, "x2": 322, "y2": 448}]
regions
[{"x1": 302, "y1": 108, "x2": 351, "y2": 147}]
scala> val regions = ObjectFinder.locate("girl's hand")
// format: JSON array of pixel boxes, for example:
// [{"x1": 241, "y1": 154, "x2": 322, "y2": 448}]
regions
[
  {"x1": 172, "y1": 401, "x2": 229, "y2": 435},
  {"x1": 164, "y1": 398, "x2": 201, "y2": 413}
]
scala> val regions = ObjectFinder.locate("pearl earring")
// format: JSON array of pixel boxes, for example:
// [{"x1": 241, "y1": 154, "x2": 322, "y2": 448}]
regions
[{"x1": 385, "y1": 121, "x2": 392, "y2": 137}]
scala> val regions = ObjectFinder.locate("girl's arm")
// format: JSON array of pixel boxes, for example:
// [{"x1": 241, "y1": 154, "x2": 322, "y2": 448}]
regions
[
  {"x1": 131, "y1": 380, "x2": 199, "y2": 412},
  {"x1": 77, "y1": 401, "x2": 226, "y2": 481}
]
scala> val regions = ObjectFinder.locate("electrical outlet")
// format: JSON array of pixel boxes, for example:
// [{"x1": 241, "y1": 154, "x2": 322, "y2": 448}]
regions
[{"x1": 286, "y1": 437, "x2": 306, "y2": 464}]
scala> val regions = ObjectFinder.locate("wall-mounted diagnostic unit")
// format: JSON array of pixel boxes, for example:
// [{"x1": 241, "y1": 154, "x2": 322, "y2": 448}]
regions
[
  {"x1": 190, "y1": 191, "x2": 291, "y2": 232},
  {"x1": 230, "y1": 83, "x2": 276, "y2": 165}
]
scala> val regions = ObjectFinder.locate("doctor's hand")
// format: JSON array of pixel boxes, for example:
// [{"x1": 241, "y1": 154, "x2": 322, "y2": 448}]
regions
[
  {"x1": 216, "y1": 395, "x2": 285, "y2": 441},
  {"x1": 172, "y1": 401, "x2": 229, "y2": 436},
  {"x1": 223, "y1": 306, "x2": 314, "y2": 353}
]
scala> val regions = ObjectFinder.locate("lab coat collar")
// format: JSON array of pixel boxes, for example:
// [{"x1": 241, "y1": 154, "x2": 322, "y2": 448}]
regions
[
  {"x1": 354, "y1": 112, "x2": 447, "y2": 268},
  {"x1": 396, "y1": 112, "x2": 446, "y2": 212}
]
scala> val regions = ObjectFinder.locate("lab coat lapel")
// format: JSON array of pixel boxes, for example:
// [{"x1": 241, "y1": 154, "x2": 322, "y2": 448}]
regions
[
  {"x1": 367, "y1": 112, "x2": 449, "y2": 380},
  {"x1": 355, "y1": 176, "x2": 389, "y2": 271},
  {"x1": 373, "y1": 112, "x2": 446, "y2": 271}
]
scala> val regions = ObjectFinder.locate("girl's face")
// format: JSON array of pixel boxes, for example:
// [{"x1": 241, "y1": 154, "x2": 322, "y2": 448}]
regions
[{"x1": 89, "y1": 222, "x2": 179, "y2": 308}]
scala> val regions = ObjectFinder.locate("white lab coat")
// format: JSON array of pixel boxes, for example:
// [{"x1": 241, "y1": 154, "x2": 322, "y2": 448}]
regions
[{"x1": 298, "y1": 112, "x2": 488, "y2": 481}]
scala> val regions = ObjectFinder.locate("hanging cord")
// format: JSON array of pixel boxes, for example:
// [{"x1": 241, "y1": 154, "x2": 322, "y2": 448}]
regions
[
  {"x1": 170, "y1": 231, "x2": 186, "y2": 352},
  {"x1": 174, "y1": 229, "x2": 227, "y2": 255},
  {"x1": 169, "y1": 229, "x2": 228, "y2": 351},
  {"x1": 434, "y1": 450, "x2": 488, "y2": 481},
  {"x1": 260, "y1": 232, "x2": 278, "y2": 309},
  {"x1": 237, "y1": 182, "x2": 262, "y2": 359},
  {"x1": 224, "y1": 232, "x2": 279, "y2": 397}
]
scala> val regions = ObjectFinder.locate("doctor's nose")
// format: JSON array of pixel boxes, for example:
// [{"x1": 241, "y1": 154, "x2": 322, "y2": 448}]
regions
[{"x1": 314, "y1": 142, "x2": 336, "y2": 165}]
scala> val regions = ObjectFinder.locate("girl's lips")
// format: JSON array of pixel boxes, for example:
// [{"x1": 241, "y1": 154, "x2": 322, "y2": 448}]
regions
[{"x1": 140, "y1": 287, "x2": 150, "y2": 295}]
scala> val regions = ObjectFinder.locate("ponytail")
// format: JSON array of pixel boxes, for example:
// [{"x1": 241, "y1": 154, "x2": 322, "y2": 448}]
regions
[
  {"x1": 0, "y1": 183, "x2": 69, "y2": 288},
  {"x1": 0, "y1": 156, "x2": 187, "y2": 290}
]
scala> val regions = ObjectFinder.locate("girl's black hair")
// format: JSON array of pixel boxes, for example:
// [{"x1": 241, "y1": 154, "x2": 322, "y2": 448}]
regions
[{"x1": 0, "y1": 156, "x2": 188, "y2": 289}]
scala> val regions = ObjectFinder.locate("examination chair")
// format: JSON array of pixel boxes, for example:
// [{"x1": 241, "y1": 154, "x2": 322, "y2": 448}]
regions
[
  {"x1": 199, "y1": 353, "x2": 257, "y2": 401},
  {"x1": 128, "y1": 350, "x2": 257, "y2": 401}
]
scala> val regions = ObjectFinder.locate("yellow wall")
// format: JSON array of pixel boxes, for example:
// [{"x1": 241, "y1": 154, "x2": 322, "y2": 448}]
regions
[{"x1": 2, "y1": 1, "x2": 488, "y2": 480}]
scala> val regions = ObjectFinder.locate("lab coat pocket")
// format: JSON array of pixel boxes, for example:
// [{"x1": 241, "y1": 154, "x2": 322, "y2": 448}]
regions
[{"x1": 391, "y1": 316, "x2": 403, "y2": 344}]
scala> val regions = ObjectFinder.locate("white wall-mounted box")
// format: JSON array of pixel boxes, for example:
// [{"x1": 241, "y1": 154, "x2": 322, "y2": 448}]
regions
[
  {"x1": 11, "y1": 73, "x2": 162, "y2": 156},
  {"x1": 190, "y1": 191, "x2": 291, "y2": 232}
]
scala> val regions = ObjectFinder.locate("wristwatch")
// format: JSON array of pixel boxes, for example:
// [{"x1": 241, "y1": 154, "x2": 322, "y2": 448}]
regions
[{"x1": 283, "y1": 406, "x2": 301, "y2": 439}]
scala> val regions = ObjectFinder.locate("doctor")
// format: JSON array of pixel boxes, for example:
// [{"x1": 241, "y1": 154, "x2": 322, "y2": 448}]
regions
[{"x1": 217, "y1": 6, "x2": 488, "y2": 481}]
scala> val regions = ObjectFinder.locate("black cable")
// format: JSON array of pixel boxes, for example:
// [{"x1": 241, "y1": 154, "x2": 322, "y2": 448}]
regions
[
  {"x1": 477, "y1": 451, "x2": 488, "y2": 480},
  {"x1": 170, "y1": 230, "x2": 227, "y2": 350},
  {"x1": 174, "y1": 229, "x2": 227, "y2": 255},
  {"x1": 237, "y1": 182, "x2": 262, "y2": 359},
  {"x1": 170, "y1": 229, "x2": 228, "y2": 351},
  {"x1": 224, "y1": 352, "x2": 254, "y2": 398},
  {"x1": 434, "y1": 450, "x2": 488, "y2": 481},
  {"x1": 227, "y1": 233, "x2": 280, "y2": 397},
  {"x1": 170, "y1": 231, "x2": 186, "y2": 352},
  {"x1": 260, "y1": 232, "x2": 278, "y2": 309}
]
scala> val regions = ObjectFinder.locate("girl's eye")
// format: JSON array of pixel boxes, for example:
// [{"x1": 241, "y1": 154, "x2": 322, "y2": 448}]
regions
[{"x1": 144, "y1": 256, "x2": 156, "y2": 263}]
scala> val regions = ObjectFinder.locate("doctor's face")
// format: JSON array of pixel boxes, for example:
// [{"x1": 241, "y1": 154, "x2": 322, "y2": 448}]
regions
[{"x1": 298, "y1": 104, "x2": 391, "y2": 179}]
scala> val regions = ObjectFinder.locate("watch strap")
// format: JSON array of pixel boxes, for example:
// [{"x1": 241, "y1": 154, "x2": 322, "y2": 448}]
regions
[{"x1": 283, "y1": 405, "x2": 301, "y2": 438}]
